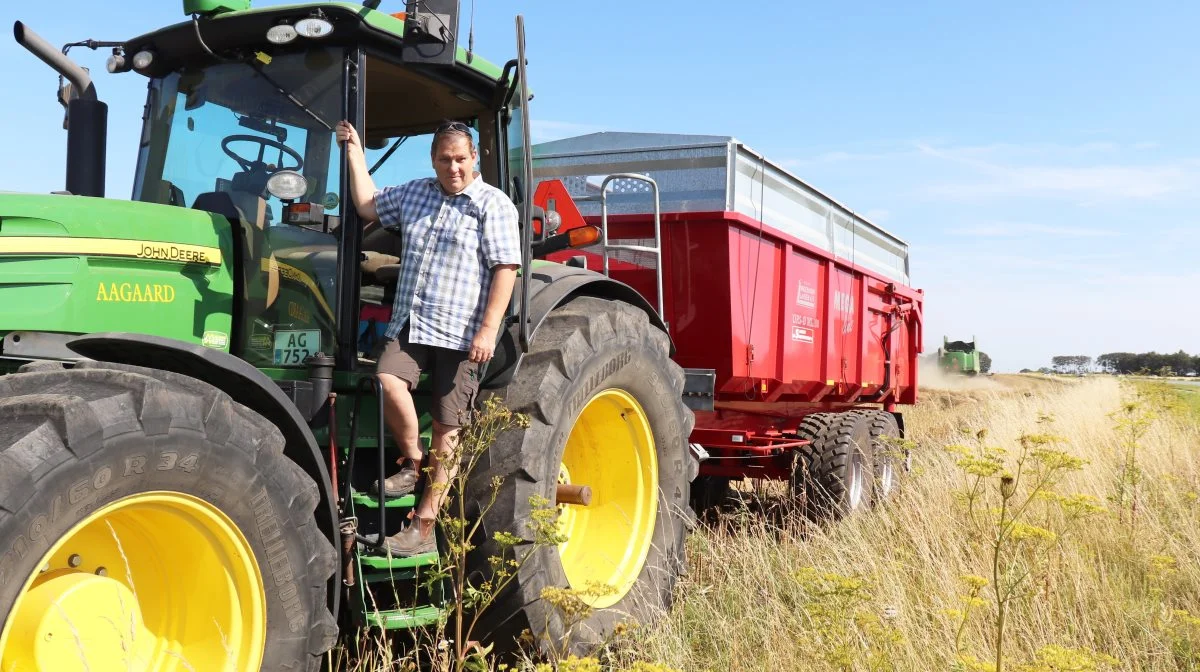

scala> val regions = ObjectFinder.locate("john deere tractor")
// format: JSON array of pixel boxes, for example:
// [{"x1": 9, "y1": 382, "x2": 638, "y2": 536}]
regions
[
  {"x1": 938, "y1": 336, "x2": 982, "y2": 376},
  {"x1": 0, "y1": 2, "x2": 694, "y2": 668}
]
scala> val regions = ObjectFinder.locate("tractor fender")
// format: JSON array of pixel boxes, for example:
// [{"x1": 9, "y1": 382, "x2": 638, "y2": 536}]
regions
[
  {"x1": 482, "y1": 264, "x2": 671, "y2": 389},
  {"x1": 65, "y1": 332, "x2": 341, "y2": 616}
]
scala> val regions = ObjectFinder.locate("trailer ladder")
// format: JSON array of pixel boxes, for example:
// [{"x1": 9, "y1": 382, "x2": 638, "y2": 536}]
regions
[{"x1": 575, "y1": 173, "x2": 665, "y2": 322}]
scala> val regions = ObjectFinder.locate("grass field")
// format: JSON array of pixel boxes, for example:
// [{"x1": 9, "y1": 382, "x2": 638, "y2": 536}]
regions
[
  {"x1": 608, "y1": 375, "x2": 1200, "y2": 671},
  {"x1": 345, "y1": 375, "x2": 1200, "y2": 670}
]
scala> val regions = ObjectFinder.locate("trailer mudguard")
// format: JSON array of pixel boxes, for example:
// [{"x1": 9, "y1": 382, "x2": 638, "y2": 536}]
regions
[
  {"x1": 65, "y1": 332, "x2": 341, "y2": 615},
  {"x1": 481, "y1": 263, "x2": 671, "y2": 389}
]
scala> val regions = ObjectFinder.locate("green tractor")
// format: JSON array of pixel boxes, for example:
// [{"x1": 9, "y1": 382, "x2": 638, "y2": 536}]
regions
[
  {"x1": 937, "y1": 336, "x2": 982, "y2": 376},
  {"x1": 0, "y1": 2, "x2": 694, "y2": 668}
]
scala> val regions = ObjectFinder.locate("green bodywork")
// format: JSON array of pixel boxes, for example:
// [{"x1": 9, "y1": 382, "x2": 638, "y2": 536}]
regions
[
  {"x1": 0, "y1": 194, "x2": 234, "y2": 346},
  {"x1": 938, "y1": 336, "x2": 981, "y2": 376}
]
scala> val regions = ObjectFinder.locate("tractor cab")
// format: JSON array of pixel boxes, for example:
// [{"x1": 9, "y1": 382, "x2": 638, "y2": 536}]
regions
[{"x1": 123, "y1": 1, "x2": 529, "y2": 370}]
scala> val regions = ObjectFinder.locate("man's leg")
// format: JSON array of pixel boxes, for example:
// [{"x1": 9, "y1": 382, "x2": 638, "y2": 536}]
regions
[
  {"x1": 374, "y1": 333, "x2": 426, "y2": 497},
  {"x1": 383, "y1": 349, "x2": 478, "y2": 556},
  {"x1": 378, "y1": 373, "x2": 422, "y2": 464},
  {"x1": 412, "y1": 421, "x2": 460, "y2": 520}
]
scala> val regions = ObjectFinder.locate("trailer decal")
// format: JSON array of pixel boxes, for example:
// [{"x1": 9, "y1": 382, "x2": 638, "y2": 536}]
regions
[{"x1": 796, "y1": 280, "x2": 817, "y2": 308}]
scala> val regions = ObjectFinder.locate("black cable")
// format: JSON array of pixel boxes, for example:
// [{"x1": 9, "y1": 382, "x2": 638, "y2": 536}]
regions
[
  {"x1": 192, "y1": 15, "x2": 235, "y2": 63},
  {"x1": 742, "y1": 153, "x2": 769, "y2": 399},
  {"x1": 411, "y1": 0, "x2": 453, "y2": 41},
  {"x1": 466, "y1": 0, "x2": 475, "y2": 62}
]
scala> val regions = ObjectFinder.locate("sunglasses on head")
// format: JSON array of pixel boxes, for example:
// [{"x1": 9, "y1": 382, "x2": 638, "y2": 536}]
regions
[{"x1": 435, "y1": 121, "x2": 472, "y2": 135}]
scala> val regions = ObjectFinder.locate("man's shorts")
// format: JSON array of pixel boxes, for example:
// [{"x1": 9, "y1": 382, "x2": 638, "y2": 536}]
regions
[{"x1": 376, "y1": 328, "x2": 480, "y2": 428}]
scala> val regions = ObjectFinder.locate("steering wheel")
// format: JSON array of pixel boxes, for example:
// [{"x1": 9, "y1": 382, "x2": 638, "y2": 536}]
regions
[{"x1": 221, "y1": 134, "x2": 304, "y2": 173}]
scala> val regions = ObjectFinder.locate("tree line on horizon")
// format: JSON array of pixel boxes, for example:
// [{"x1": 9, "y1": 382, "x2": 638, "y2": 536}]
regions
[{"x1": 1021, "y1": 351, "x2": 1199, "y2": 376}]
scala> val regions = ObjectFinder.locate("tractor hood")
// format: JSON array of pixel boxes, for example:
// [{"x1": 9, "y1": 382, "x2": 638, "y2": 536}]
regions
[{"x1": 0, "y1": 193, "x2": 236, "y2": 354}]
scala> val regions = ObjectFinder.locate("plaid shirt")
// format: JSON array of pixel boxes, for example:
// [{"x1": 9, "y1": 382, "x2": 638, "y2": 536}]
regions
[{"x1": 375, "y1": 177, "x2": 521, "y2": 351}]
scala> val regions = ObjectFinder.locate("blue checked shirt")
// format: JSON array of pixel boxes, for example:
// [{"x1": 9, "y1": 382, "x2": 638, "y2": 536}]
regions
[{"x1": 375, "y1": 177, "x2": 521, "y2": 351}]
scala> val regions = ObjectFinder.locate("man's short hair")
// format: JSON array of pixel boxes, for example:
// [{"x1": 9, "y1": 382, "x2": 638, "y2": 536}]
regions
[{"x1": 431, "y1": 120, "x2": 476, "y2": 155}]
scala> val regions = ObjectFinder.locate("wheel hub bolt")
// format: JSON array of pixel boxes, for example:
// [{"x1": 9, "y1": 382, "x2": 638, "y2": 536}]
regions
[
  {"x1": 95, "y1": 567, "x2": 108, "y2": 577},
  {"x1": 67, "y1": 554, "x2": 82, "y2": 568}
]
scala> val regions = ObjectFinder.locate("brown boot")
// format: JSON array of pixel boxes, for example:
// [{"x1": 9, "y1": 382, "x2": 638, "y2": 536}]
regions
[
  {"x1": 383, "y1": 515, "x2": 437, "y2": 557},
  {"x1": 372, "y1": 458, "x2": 420, "y2": 497}
]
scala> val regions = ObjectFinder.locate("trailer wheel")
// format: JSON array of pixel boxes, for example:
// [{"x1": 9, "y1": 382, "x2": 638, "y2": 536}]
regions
[
  {"x1": 794, "y1": 412, "x2": 873, "y2": 520},
  {"x1": 467, "y1": 296, "x2": 692, "y2": 655},
  {"x1": 0, "y1": 362, "x2": 337, "y2": 671},
  {"x1": 855, "y1": 411, "x2": 903, "y2": 502}
]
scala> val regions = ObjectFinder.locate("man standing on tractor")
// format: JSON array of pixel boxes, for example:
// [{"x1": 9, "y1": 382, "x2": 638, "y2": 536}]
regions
[{"x1": 337, "y1": 119, "x2": 521, "y2": 556}]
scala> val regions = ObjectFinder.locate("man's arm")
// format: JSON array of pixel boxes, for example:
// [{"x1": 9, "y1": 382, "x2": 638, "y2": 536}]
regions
[
  {"x1": 469, "y1": 264, "x2": 518, "y2": 363},
  {"x1": 335, "y1": 120, "x2": 379, "y2": 222}
]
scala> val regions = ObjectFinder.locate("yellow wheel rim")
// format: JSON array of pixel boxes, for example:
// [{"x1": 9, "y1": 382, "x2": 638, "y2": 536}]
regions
[
  {"x1": 0, "y1": 492, "x2": 267, "y2": 671},
  {"x1": 558, "y1": 388, "x2": 658, "y2": 609}
]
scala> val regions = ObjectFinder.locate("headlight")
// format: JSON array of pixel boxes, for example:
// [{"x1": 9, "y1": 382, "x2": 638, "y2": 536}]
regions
[
  {"x1": 132, "y1": 50, "x2": 155, "y2": 70},
  {"x1": 294, "y1": 17, "x2": 334, "y2": 39},
  {"x1": 267, "y1": 170, "x2": 308, "y2": 201},
  {"x1": 266, "y1": 24, "x2": 298, "y2": 44}
]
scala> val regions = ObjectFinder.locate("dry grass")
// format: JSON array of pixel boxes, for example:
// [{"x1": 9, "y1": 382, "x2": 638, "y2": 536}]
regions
[
  {"x1": 339, "y1": 375, "x2": 1200, "y2": 670},
  {"x1": 623, "y1": 375, "x2": 1200, "y2": 671}
]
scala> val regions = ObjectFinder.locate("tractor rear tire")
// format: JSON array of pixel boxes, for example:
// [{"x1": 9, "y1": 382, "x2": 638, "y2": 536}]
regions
[
  {"x1": 466, "y1": 296, "x2": 692, "y2": 655},
  {"x1": 0, "y1": 361, "x2": 337, "y2": 670},
  {"x1": 794, "y1": 412, "x2": 874, "y2": 520},
  {"x1": 854, "y1": 410, "x2": 903, "y2": 502}
]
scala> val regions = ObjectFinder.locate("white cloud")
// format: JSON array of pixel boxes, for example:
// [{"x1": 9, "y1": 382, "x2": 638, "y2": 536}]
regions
[
  {"x1": 916, "y1": 142, "x2": 1195, "y2": 202},
  {"x1": 944, "y1": 222, "x2": 1120, "y2": 238}
]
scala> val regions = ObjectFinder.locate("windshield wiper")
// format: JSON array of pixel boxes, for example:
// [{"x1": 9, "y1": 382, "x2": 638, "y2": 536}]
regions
[
  {"x1": 191, "y1": 15, "x2": 333, "y2": 132},
  {"x1": 246, "y1": 59, "x2": 333, "y2": 132},
  {"x1": 369, "y1": 136, "x2": 408, "y2": 176}
]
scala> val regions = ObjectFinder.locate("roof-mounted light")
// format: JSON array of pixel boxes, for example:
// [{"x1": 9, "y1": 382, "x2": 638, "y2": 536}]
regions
[
  {"x1": 294, "y1": 16, "x2": 334, "y2": 39},
  {"x1": 132, "y1": 50, "x2": 155, "y2": 70},
  {"x1": 266, "y1": 24, "x2": 298, "y2": 44},
  {"x1": 106, "y1": 49, "x2": 129, "y2": 74}
]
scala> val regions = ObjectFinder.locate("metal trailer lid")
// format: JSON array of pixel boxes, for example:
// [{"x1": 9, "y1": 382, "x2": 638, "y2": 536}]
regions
[{"x1": 531, "y1": 132, "x2": 911, "y2": 285}]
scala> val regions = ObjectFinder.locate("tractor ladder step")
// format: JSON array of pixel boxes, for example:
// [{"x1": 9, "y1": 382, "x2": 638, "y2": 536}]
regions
[
  {"x1": 351, "y1": 490, "x2": 417, "y2": 509},
  {"x1": 358, "y1": 549, "x2": 441, "y2": 571},
  {"x1": 363, "y1": 605, "x2": 445, "y2": 630}
]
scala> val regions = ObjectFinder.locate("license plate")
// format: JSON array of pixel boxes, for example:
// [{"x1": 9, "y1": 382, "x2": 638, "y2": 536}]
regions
[{"x1": 273, "y1": 330, "x2": 320, "y2": 366}]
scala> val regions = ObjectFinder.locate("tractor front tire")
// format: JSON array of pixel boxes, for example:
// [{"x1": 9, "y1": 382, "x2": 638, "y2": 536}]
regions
[
  {"x1": 467, "y1": 296, "x2": 692, "y2": 655},
  {"x1": 0, "y1": 361, "x2": 337, "y2": 670}
]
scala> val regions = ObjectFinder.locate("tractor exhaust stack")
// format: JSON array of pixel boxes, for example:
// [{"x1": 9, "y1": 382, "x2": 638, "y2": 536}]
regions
[{"x1": 13, "y1": 21, "x2": 107, "y2": 198}]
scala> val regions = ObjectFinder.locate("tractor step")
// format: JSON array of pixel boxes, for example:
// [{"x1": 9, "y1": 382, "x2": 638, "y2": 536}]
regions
[
  {"x1": 363, "y1": 605, "x2": 445, "y2": 629},
  {"x1": 351, "y1": 490, "x2": 416, "y2": 509},
  {"x1": 358, "y1": 549, "x2": 440, "y2": 571}
]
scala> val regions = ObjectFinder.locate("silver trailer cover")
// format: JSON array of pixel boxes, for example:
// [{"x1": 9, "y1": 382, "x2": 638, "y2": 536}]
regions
[{"x1": 531, "y1": 132, "x2": 911, "y2": 285}]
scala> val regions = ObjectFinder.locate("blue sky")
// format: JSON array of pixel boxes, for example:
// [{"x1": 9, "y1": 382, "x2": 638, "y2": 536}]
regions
[{"x1": 2, "y1": 1, "x2": 1197, "y2": 371}]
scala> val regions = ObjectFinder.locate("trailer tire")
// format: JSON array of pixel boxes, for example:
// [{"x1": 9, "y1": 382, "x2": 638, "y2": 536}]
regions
[
  {"x1": 0, "y1": 362, "x2": 337, "y2": 671},
  {"x1": 794, "y1": 412, "x2": 873, "y2": 520},
  {"x1": 854, "y1": 411, "x2": 903, "y2": 502},
  {"x1": 466, "y1": 296, "x2": 692, "y2": 655}
]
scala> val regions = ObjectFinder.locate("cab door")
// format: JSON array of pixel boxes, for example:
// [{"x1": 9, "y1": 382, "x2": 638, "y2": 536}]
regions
[{"x1": 503, "y1": 16, "x2": 535, "y2": 351}]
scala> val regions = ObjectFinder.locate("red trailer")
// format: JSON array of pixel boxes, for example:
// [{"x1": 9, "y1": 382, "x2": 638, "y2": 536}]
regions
[{"x1": 531, "y1": 132, "x2": 924, "y2": 517}]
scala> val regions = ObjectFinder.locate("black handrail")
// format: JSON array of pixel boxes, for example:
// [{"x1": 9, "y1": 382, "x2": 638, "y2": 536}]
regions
[{"x1": 346, "y1": 375, "x2": 388, "y2": 549}]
